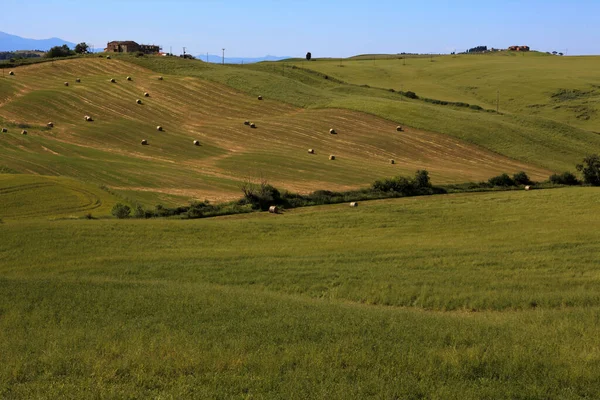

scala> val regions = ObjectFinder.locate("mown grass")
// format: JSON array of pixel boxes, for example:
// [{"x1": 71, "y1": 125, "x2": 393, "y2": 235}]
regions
[
  {"x1": 0, "y1": 174, "x2": 119, "y2": 220},
  {"x1": 1, "y1": 188, "x2": 600, "y2": 398},
  {"x1": 126, "y1": 53, "x2": 600, "y2": 173},
  {"x1": 0, "y1": 57, "x2": 551, "y2": 207}
]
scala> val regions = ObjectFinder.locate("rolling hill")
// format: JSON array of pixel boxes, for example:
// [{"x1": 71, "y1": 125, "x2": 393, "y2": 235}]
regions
[{"x1": 0, "y1": 55, "x2": 554, "y2": 209}]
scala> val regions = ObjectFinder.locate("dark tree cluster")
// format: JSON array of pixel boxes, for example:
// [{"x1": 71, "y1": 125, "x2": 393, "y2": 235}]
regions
[
  {"x1": 45, "y1": 45, "x2": 75, "y2": 58},
  {"x1": 467, "y1": 46, "x2": 488, "y2": 53}
]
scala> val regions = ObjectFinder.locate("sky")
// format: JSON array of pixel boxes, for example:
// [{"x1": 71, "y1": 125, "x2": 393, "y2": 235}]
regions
[{"x1": 2, "y1": 0, "x2": 600, "y2": 57}]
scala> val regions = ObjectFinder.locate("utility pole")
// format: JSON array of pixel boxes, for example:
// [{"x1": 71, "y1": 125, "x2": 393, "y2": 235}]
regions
[
  {"x1": 170, "y1": 46, "x2": 172, "y2": 55},
  {"x1": 206, "y1": 52, "x2": 208, "y2": 62},
  {"x1": 222, "y1": 48, "x2": 225, "y2": 65},
  {"x1": 497, "y1": 90, "x2": 500, "y2": 113},
  {"x1": 183, "y1": 47, "x2": 186, "y2": 58}
]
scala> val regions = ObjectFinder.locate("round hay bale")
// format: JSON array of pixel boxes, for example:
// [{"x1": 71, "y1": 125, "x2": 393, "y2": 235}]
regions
[
  {"x1": 350, "y1": 202, "x2": 358, "y2": 207},
  {"x1": 396, "y1": 126, "x2": 403, "y2": 132},
  {"x1": 64, "y1": 82, "x2": 69, "y2": 87},
  {"x1": 21, "y1": 130, "x2": 27, "y2": 135},
  {"x1": 8, "y1": 71, "x2": 14, "y2": 76},
  {"x1": 106, "y1": 56, "x2": 111, "y2": 59},
  {"x1": 144, "y1": 92, "x2": 149, "y2": 97},
  {"x1": 258, "y1": 95, "x2": 263, "y2": 100},
  {"x1": 136, "y1": 99, "x2": 142, "y2": 104},
  {"x1": 390, "y1": 159, "x2": 395, "y2": 164},
  {"x1": 244, "y1": 120, "x2": 250, "y2": 125},
  {"x1": 525, "y1": 185, "x2": 531, "y2": 191},
  {"x1": 308, "y1": 148, "x2": 315, "y2": 154},
  {"x1": 250, "y1": 123, "x2": 256, "y2": 129},
  {"x1": 76, "y1": 78, "x2": 81, "y2": 83},
  {"x1": 156, "y1": 126, "x2": 163, "y2": 131},
  {"x1": 47, "y1": 122, "x2": 54, "y2": 128},
  {"x1": 141, "y1": 139, "x2": 148, "y2": 145},
  {"x1": 110, "y1": 78, "x2": 116, "y2": 83},
  {"x1": 193, "y1": 140, "x2": 200, "y2": 146},
  {"x1": 329, "y1": 155, "x2": 336, "y2": 160},
  {"x1": 127, "y1": 76, "x2": 132, "y2": 81},
  {"x1": 269, "y1": 205, "x2": 279, "y2": 214},
  {"x1": 158, "y1": 76, "x2": 163, "y2": 80},
  {"x1": 1, "y1": 128, "x2": 7, "y2": 133},
  {"x1": 329, "y1": 128, "x2": 336, "y2": 134}
]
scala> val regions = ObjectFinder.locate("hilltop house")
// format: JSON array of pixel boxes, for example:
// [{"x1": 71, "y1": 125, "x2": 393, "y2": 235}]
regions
[
  {"x1": 105, "y1": 41, "x2": 160, "y2": 54},
  {"x1": 508, "y1": 45, "x2": 530, "y2": 52}
]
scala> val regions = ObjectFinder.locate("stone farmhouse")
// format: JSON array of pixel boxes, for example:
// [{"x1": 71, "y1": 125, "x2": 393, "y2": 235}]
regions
[{"x1": 105, "y1": 41, "x2": 160, "y2": 54}]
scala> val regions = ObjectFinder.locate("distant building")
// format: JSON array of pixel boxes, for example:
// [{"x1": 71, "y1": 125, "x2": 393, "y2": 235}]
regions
[
  {"x1": 508, "y1": 45, "x2": 530, "y2": 52},
  {"x1": 105, "y1": 41, "x2": 160, "y2": 54}
]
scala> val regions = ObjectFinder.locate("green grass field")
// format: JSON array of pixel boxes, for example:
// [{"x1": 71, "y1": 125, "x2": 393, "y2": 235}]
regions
[
  {"x1": 2, "y1": 51, "x2": 600, "y2": 398},
  {"x1": 1, "y1": 188, "x2": 600, "y2": 398},
  {"x1": 0, "y1": 174, "x2": 119, "y2": 220},
  {"x1": 0, "y1": 55, "x2": 557, "y2": 208}
]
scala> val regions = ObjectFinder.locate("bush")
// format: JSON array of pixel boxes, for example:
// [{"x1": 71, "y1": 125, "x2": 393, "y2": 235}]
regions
[
  {"x1": 404, "y1": 91, "x2": 418, "y2": 99},
  {"x1": 488, "y1": 173, "x2": 515, "y2": 187},
  {"x1": 111, "y1": 203, "x2": 131, "y2": 219},
  {"x1": 549, "y1": 171, "x2": 580, "y2": 186},
  {"x1": 413, "y1": 170, "x2": 431, "y2": 189},
  {"x1": 512, "y1": 171, "x2": 532, "y2": 185},
  {"x1": 372, "y1": 170, "x2": 433, "y2": 195},
  {"x1": 133, "y1": 205, "x2": 149, "y2": 218},
  {"x1": 240, "y1": 179, "x2": 282, "y2": 210},
  {"x1": 576, "y1": 154, "x2": 600, "y2": 186},
  {"x1": 45, "y1": 45, "x2": 75, "y2": 58},
  {"x1": 469, "y1": 105, "x2": 483, "y2": 110}
]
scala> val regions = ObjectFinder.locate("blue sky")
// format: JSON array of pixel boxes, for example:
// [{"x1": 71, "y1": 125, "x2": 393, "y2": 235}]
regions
[{"x1": 3, "y1": 0, "x2": 599, "y2": 56}]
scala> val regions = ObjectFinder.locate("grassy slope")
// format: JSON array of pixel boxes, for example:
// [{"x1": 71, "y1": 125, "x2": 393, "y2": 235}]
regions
[
  {"x1": 1, "y1": 188, "x2": 599, "y2": 398},
  {"x1": 0, "y1": 174, "x2": 119, "y2": 220},
  {"x1": 132, "y1": 53, "x2": 600, "y2": 173},
  {"x1": 289, "y1": 52, "x2": 600, "y2": 131},
  {"x1": 0, "y1": 56, "x2": 551, "y2": 212}
]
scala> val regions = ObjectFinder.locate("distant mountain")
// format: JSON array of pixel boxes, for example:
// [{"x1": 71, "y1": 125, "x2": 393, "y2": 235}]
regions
[
  {"x1": 196, "y1": 54, "x2": 291, "y2": 64},
  {"x1": 0, "y1": 31, "x2": 76, "y2": 51}
]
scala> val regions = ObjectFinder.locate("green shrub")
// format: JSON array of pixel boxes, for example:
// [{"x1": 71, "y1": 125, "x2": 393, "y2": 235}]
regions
[
  {"x1": 549, "y1": 171, "x2": 580, "y2": 185},
  {"x1": 111, "y1": 203, "x2": 131, "y2": 219},
  {"x1": 133, "y1": 205, "x2": 149, "y2": 218},
  {"x1": 576, "y1": 154, "x2": 600, "y2": 186},
  {"x1": 414, "y1": 170, "x2": 432, "y2": 189},
  {"x1": 45, "y1": 45, "x2": 75, "y2": 58},
  {"x1": 240, "y1": 180, "x2": 282, "y2": 210},
  {"x1": 488, "y1": 173, "x2": 515, "y2": 187},
  {"x1": 404, "y1": 91, "x2": 418, "y2": 99},
  {"x1": 470, "y1": 105, "x2": 483, "y2": 110},
  {"x1": 512, "y1": 171, "x2": 532, "y2": 185}
]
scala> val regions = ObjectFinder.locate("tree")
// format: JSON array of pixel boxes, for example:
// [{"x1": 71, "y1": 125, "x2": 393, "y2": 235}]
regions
[
  {"x1": 512, "y1": 171, "x2": 532, "y2": 185},
  {"x1": 111, "y1": 203, "x2": 131, "y2": 219},
  {"x1": 75, "y1": 42, "x2": 89, "y2": 54},
  {"x1": 45, "y1": 45, "x2": 75, "y2": 58},
  {"x1": 576, "y1": 154, "x2": 600, "y2": 186},
  {"x1": 306, "y1": 52, "x2": 312, "y2": 61}
]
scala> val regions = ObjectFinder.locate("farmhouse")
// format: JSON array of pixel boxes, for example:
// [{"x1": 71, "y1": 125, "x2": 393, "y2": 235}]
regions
[
  {"x1": 508, "y1": 45, "x2": 530, "y2": 52},
  {"x1": 105, "y1": 41, "x2": 161, "y2": 54}
]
